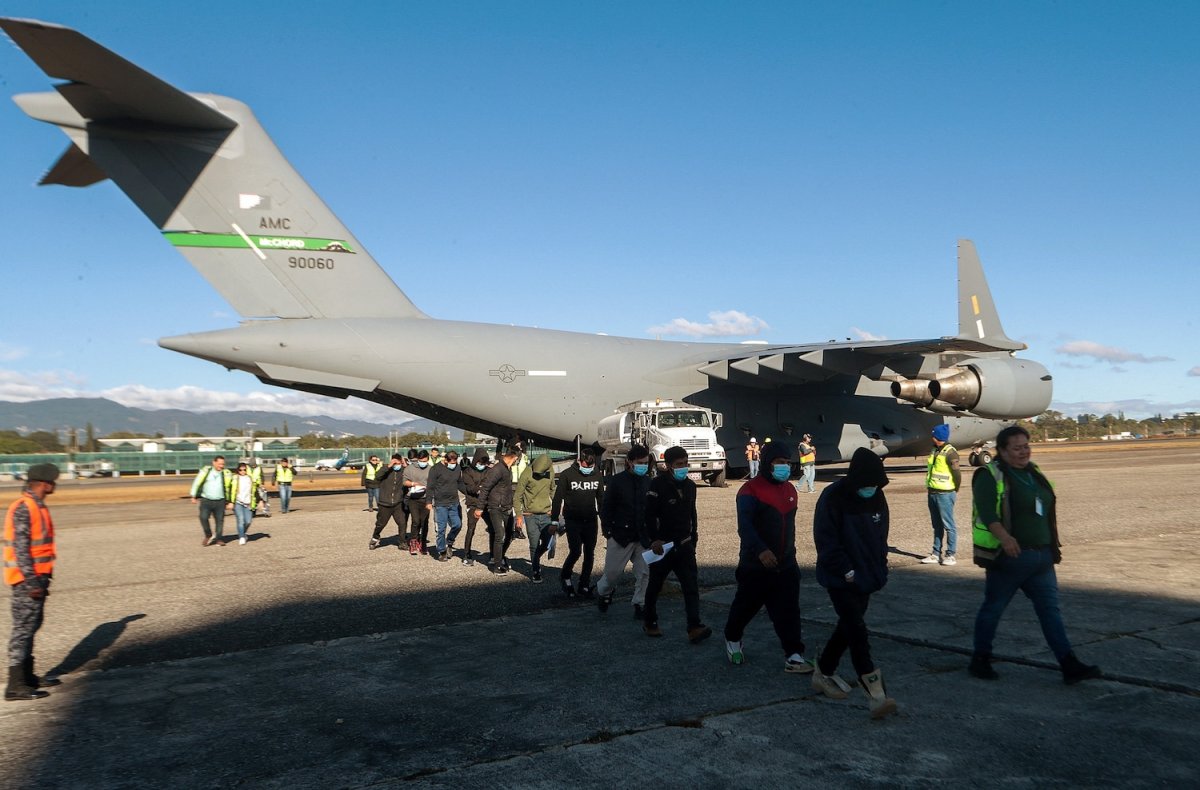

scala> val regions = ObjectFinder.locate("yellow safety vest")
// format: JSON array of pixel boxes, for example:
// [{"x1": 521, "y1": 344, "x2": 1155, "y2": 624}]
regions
[
  {"x1": 799, "y1": 443, "x2": 815, "y2": 465},
  {"x1": 972, "y1": 461, "x2": 1054, "y2": 550},
  {"x1": 364, "y1": 463, "x2": 381, "y2": 482},
  {"x1": 275, "y1": 465, "x2": 294, "y2": 483},
  {"x1": 925, "y1": 444, "x2": 957, "y2": 491}
]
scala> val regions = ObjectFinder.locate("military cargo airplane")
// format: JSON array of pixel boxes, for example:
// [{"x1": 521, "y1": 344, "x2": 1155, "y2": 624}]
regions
[{"x1": 2, "y1": 18, "x2": 1052, "y2": 478}]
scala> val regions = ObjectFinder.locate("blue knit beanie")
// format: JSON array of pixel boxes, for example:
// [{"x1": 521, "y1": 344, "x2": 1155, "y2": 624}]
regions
[{"x1": 932, "y1": 424, "x2": 951, "y2": 442}]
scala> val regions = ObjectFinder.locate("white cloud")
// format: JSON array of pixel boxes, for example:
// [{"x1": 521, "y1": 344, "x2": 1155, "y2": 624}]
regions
[
  {"x1": 1051, "y1": 398, "x2": 1200, "y2": 419},
  {"x1": 851, "y1": 327, "x2": 887, "y2": 341},
  {"x1": 0, "y1": 342, "x2": 29, "y2": 362},
  {"x1": 647, "y1": 310, "x2": 769, "y2": 338},
  {"x1": 1055, "y1": 340, "x2": 1172, "y2": 364},
  {"x1": 0, "y1": 369, "x2": 413, "y2": 424},
  {"x1": 1188, "y1": 366, "x2": 1200, "y2": 377}
]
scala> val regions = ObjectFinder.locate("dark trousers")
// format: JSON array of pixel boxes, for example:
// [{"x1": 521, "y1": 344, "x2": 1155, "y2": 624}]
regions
[
  {"x1": 487, "y1": 507, "x2": 511, "y2": 565},
  {"x1": 372, "y1": 502, "x2": 406, "y2": 540},
  {"x1": 463, "y1": 507, "x2": 487, "y2": 554},
  {"x1": 723, "y1": 563, "x2": 805, "y2": 657},
  {"x1": 818, "y1": 586, "x2": 875, "y2": 677},
  {"x1": 406, "y1": 500, "x2": 430, "y2": 543},
  {"x1": 644, "y1": 542, "x2": 702, "y2": 629},
  {"x1": 8, "y1": 587, "x2": 45, "y2": 665},
  {"x1": 198, "y1": 498, "x2": 226, "y2": 540},
  {"x1": 560, "y1": 516, "x2": 598, "y2": 586}
]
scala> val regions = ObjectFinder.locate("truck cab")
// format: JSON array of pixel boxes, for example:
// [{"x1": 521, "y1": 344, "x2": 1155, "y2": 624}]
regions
[{"x1": 597, "y1": 400, "x2": 727, "y2": 487}]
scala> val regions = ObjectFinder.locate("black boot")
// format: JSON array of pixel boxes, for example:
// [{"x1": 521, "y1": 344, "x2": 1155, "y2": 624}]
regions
[
  {"x1": 25, "y1": 657, "x2": 61, "y2": 689},
  {"x1": 1060, "y1": 652, "x2": 1101, "y2": 685},
  {"x1": 968, "y1": 653, "x2": 999, "y2": 680},
  {"x1": 5, "y1": 664, "x2": 49, "y2": 701}
]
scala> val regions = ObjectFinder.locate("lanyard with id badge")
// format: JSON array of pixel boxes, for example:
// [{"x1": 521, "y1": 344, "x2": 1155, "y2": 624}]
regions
[{"x1": 1011, "y1": 468, "x2": 1044, "y2": 516}]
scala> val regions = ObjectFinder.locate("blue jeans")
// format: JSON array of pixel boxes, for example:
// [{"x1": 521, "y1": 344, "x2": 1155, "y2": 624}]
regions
[
  {"x1": 973, "y1": 547, "x2": 1072, "y2": 661},
  {"x1": 801, "y1": 463, "x2": 816, "y2": 492},
  {"x1": 748, "y1": 459, "x2": 759, "y2": 478},
  {"x1": 434, "y1": 504, "x2": 462, "y2": 553},
  {"x1": 927, "y1": 490, "x2": 957, "y2": 556},
  {"x1": 366, "y1": 488, "x2": 379, "y2": 509},
  {"x1": 234, "y1": 503, "x2": 254, "y2": 540},
  {"x1": 278, "y1": 483, "x2": 292, "y2": 513}
]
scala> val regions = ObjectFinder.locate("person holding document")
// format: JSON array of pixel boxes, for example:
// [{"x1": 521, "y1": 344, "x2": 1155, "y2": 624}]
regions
[
  {"x1": 641, "y1": 447, "x2": 710, "y2": 643},
  {"x1": 722, "y1": 442, "x2": 812, "y2": 673}
]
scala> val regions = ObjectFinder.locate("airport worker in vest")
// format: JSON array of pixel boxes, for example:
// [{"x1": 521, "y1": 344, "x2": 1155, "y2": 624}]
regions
[
  {"x1": 798, "y1": 434, "x2": 817, "y2": 493},
  {"x1": 361, "y1": 455, "x2": 383, "y2": 512},
  {"x1": 4, "y1": 463, "x2": 62, "y2": 701},
  {"x1": 190, "y1": 455, "x2": 232, "y2": 547},
  {"x1": 745, "y1": 438, "x2": 760, "y2": 478},
  {"x1": 273, "y1": 458, "x2": 295, "y2": 513},
  {"x1": 969, "y1": 426, "x2": 1101, "y2": 685},
  {"x1": 921, "y1": 424, "x2": 961, "y2": 566}
]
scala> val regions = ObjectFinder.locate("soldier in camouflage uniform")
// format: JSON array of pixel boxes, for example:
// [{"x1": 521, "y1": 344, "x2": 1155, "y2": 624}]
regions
[{"x1": 4, "y1": 463, "x2": 62, "y2": 701}]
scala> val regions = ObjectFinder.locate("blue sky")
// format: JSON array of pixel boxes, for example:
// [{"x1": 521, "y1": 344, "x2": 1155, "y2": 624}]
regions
[{"x1": 1, "y1": 1, "x2": 1197, "y2": 424}]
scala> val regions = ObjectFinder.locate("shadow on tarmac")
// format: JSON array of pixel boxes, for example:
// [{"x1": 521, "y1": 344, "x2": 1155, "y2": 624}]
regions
[{"x1": 10, "y1": 547, "x2": 1198, "y2": 788}]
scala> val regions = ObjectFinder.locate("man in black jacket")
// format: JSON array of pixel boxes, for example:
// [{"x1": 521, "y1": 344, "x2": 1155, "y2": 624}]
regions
[
  {"x1": 457, "y1": 448, "x2": 491, "y2": 566},
  {"x1": 641, "y1": 446, "x2": 710, "y2": 643},
  {"x1": 596, "y1": 445, "x2": 652, "y2": 618},
  {"x1": 427, "y1": 451, "x2": 462, "y2": 562},
  {"x1": 476, "y1": 447, "x2": 518, "y2": 574},
  {"x1": 369, "y1": 454, "x2": 408, "y2": 550},
  {"x1": 551, "y1": 447, "x2": 604, "y2": 597}
]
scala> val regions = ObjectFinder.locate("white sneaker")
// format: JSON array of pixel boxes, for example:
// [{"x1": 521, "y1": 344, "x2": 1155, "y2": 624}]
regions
[
  {"x1": 920, "y1": 553, "x2": 940, "y2": 564},
  {"x1": 941, "y1": 554, "x2": 957, "y2": 566},
  {"x1": 238, "y1": 537, "x2": 247, "y2": 545},
  {"x1": 784, "y1": 654, "x2": 814, "y2": 674},
  {"x1": 726, "y1": 640, "x2": 745, "y2": 665},
  {"x1": 812, "y1": 672, "x2": 853, "y2": 699}
]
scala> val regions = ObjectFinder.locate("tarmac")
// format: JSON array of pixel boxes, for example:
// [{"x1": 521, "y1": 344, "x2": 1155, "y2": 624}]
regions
[{"x1": 0, "y1": 441, "x2": 1197, "y2": 789}]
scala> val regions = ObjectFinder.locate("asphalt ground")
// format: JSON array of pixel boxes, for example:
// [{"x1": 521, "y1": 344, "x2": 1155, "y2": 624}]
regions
[{"x1": 0, "y1": 441, "x2": 1197, "y2": 788}]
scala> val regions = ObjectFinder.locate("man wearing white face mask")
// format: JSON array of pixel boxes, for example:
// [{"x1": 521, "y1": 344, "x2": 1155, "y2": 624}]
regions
[
  {"x1": 811, "y1": 447, "x2": 897, "y2": 719},
  {"x1": 551, "y1": 447, "x2": 604, "y2": 595},
  {"x1": 402, "y1": 450, "x2": 432, "y2": 555}
]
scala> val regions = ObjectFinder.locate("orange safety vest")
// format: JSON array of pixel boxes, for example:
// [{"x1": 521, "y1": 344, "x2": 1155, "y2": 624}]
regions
[{"x1": 4, "y1": 492, "x2": 56, "y2": 585}]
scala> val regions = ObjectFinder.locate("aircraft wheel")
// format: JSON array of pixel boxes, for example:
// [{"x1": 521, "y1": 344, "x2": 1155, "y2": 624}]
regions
[
  {"x1": 968, "y1": 452, "x2": 979, "y2": 467},
  {"x1": 977, "y1": 450, "x2": 993, "y2": 465}
]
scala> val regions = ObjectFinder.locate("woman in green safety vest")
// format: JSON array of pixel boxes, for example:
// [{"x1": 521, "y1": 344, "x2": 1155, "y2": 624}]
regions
[{"x1": 968, "y1": 425, "x2": 1101, "y2": 685}]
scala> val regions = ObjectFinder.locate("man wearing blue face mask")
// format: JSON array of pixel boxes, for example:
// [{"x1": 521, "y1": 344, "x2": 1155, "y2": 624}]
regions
[
  {"x1": 427, "y1": 450, "x2": 463, "y2": 561},
  {"x1": 641, "y1": 446, "x2": 710, "y2": 643},
  {"x1": 811, "y1": 447, "x2": 897, "y2": 719},
  {"x1": 369, "y1": 454, "x2": 408, "y2": 550},
  {"x1": 723, "y1": 442, "x2": 812, "y2": 673},
  {"x1": 596, "y1": 445, "x2": 653, "y2": 618}
]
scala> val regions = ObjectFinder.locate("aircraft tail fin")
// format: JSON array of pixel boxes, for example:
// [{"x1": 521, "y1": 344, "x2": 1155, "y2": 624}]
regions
[
  {"x1": 956, "y1": 239, "x2": 1024, "y2": 352},
  {"x1": 3, "y1": 17, "x2": 426, "y2": 320}
]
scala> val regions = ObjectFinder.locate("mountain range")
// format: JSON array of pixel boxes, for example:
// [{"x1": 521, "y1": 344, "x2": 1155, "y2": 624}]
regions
[{"x1": 0, "y1": 398, "x2": 462, "y2": 439}]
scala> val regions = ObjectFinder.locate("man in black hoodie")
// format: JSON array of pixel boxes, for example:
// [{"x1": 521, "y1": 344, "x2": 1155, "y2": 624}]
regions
[
  {"x1": 811, "y1": 447, "x2": 897, "y2": 719},
  {"x1": 551, "y1": 447, "x2": 604, "y2": 596},
  {"x1": 641, "y1": 446, "x2": 711, "y2": 643},
  {"x1": 476, "y1": 447, "x2": 518, "y2": 574},
  {"x1": 596, "y1": 445, "x2": 653, "y2": 618},
  {"x1": 722, "y1": 442, "x2": 811, "y2": 673},
  {"x1": 457, "y1": 448, "x2": 491, "y2": 566}
]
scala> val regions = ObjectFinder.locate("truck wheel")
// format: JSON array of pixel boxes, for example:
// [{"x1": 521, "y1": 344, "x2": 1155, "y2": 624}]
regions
[{"x1": 709, "y1": 469, "x2": 727, "y2": 488}]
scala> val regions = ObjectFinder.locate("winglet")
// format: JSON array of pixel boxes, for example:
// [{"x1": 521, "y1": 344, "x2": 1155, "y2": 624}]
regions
[{"x1": 956, "y1": 240, "x2": 1025, "y2": 352}]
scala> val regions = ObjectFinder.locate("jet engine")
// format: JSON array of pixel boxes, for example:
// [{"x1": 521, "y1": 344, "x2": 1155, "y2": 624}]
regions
[{"x1": 892, "y1": 357, "x2": 1052, "y2": 419}]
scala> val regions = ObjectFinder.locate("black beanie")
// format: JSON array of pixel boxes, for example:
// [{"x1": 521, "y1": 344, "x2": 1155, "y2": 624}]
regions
[{"x1": 760, "y1": 442, "x2": 792, "y2": 465}]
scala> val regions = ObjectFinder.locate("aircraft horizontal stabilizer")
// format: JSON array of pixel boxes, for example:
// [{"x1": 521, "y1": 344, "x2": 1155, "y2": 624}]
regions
[{"x1": 1, "y1": 17, "x2": 235, "y2": 130}]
